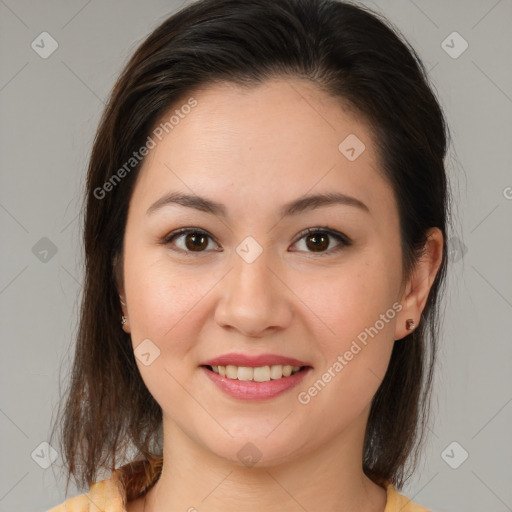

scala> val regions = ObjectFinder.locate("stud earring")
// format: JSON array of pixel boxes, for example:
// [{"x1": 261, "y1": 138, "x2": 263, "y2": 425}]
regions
[
  {"x1": 121, "y1": 315, "x2": 127, "y2": 326},
  {"x1": 405, "y1": 318, "x2": 415, "y2": 331}
]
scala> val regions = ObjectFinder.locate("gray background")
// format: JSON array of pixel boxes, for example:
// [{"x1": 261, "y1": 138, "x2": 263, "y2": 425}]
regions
[{"x1": 1, "y1": 0, "x2": 511, "y2": 511}]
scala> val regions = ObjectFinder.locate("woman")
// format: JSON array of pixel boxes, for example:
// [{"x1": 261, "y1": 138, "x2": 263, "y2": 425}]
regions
[{"x1": 47, "y1": 0, "x2": 450, "y2": 510}]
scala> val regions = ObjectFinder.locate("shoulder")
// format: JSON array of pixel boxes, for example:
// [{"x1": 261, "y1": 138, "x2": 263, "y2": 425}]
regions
[
  {"x1": 46, "y1": 456, "x2": 162, "y2": 511},
  {"x1": 384, "y1": 482, "x2": 431, "y2": 512},
  {"x1": 46, "y1": 470, "x2": 126, "y2": 512}
]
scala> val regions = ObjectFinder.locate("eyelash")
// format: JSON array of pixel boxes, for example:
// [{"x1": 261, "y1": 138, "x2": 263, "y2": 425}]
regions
[{"x1": 161, "y1": 227, "x2": 352, "y2": 257}]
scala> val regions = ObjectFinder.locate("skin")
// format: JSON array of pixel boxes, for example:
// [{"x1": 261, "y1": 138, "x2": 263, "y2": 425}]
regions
[{"x1": 118, "y1": 77, "x2": 443, "y2": 512}]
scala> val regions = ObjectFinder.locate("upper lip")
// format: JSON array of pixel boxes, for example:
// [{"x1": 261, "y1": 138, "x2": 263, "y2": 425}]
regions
[{"x1": 201, "y1": 353, "x2": 312, "y2": 368}]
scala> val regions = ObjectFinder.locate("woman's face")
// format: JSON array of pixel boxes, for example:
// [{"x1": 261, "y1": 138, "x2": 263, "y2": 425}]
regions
[{"x1": 119, "y1": 78, "x2": 410, "y2": 465}]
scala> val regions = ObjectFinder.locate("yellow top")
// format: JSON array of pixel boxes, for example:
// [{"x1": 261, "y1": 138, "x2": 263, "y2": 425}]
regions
[{"x1": 47, "y1": 461, "x2": 431, "y2": 512}]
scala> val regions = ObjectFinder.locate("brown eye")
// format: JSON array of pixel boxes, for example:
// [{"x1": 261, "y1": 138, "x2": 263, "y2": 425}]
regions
[
  {"x1": 184, "y1": 232, "x2": 209, "y2": 251},
  {"x1": 292, "y1": 228, "x2": 350, "y2": 256},
  {"x1": 164, "y1": 228, "x2": 218, "y2": 254},
  {"x1": 304, "y1": 232, "x2": 330, "y2": 252},
  {"x1": 163, "y1": 227, "x2": 350, "y2": 257}
]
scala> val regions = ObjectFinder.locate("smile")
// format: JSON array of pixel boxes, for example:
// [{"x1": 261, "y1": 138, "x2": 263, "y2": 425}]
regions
[
  {"x1": 200, "y1": 365, "x2": 312, "y2": 400},
  {"x1": 206, "y1": 364, "x2": 303, "y2": 381}
]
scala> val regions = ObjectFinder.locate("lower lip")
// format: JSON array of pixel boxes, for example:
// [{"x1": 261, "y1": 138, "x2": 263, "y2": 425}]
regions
[{"x1": 200, "y1": 366, "x2": 312, "y2": 401}]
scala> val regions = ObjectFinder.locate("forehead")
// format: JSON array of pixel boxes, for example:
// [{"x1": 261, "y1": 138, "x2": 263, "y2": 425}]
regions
[{"x1": 130, "y1": 78, "x2": 394, "y2": 223}]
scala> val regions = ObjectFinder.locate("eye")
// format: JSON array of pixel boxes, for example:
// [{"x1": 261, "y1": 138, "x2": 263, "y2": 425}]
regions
[
  {"x1": 162, "y1": 227, "x2": 351, "y2": 256},
  {"x1": 163, "y1": 228, "x2": 220, "y2": 254},
  {"x1": 291, "y1": 227, "x2": 351, "y2": 256}
]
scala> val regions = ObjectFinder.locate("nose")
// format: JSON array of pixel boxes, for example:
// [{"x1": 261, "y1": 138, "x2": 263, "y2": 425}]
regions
[{"x1": 214, "y1": 245, "x2": 293, "y2": 338}]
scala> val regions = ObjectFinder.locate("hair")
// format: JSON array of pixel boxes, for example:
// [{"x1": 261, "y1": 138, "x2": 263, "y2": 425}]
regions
[{"x1": 49, "y1": 0, "x2": 452, "y2": 502}]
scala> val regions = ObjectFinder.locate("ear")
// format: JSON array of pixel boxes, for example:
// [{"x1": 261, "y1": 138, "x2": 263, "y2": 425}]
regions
[
  {"x1": 113, "y1": 252, "x2": 131, "y2": 334},
  {"x1": 394, "y1": 227, "x2": 444, "y2": 341}
]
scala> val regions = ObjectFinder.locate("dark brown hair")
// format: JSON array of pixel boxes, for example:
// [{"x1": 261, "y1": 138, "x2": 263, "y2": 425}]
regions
[{"x1": 49, "y1": 0, "x2": 451, "y2": 501}]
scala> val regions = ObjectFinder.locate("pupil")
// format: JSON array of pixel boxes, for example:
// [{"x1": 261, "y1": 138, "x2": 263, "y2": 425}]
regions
[
  {"x1": 307, "y1": 233, "x2": 328, "y2": 252},
  {"x1": 186, "y1": 233, "x2": 207, "y2": 251}
]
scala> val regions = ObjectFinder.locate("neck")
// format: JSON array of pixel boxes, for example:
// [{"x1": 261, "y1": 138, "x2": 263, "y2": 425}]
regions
[{"x1": 141, "y1": 411, "x2": 388, "y2": 512}]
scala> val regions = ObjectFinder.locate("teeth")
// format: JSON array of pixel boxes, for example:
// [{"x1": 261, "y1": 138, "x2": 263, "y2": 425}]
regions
[{"x1": 210, "y1": 364, "x2": 302, "y2": 381}]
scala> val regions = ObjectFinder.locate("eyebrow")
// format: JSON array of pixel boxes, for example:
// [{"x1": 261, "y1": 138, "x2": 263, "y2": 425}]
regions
[{"x1": 146, "y1": 191, "x2": 370, "y2": 218}]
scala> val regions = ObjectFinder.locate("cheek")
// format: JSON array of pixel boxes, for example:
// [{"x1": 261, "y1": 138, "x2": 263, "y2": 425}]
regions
[
  {"x1": 124, "y1": 248, "x2": 211, "y2": 341},
  {"x1": 311, "y1": 257, "x2": 398, "y2": 342},
  {"x1": 123, "y1": 253, "x2": 213, "y2": 409},
  {"x1": 303, "y1": 253, "x2": 399, "y2": 394}
]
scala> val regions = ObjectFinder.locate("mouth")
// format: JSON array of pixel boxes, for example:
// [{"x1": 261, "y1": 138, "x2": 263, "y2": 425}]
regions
[
  {"x1": 200, "y1": 364, "x2": 311, "y2": 382},
  {"x1": 200, "y1": 363, "x2": 313, "y2": 400}
]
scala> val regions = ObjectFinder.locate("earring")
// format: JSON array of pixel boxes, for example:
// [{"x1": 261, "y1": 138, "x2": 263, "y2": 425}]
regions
[
  {"x1": 120, "y1": 296, "x2": 128, "y2": 327},
  {"x1": 405, "y1": 318, "x2": 415, "y2": 331}
]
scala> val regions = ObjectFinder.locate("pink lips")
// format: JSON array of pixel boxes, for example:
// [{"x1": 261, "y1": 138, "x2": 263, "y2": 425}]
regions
[
  {"x1": 201, "y1": 352, "x2": 311, "y2": 368},
  {"x1": 201, "y1": 365, "x2": 312, "y2": 401}
]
